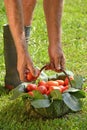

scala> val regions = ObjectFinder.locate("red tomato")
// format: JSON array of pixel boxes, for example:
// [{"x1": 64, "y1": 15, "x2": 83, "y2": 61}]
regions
[
  {"x1": 56, "y1": 80, "x2": 64, "y2": 85},
  {"x1": 46, "y1": 81, "x2": 59, "y2": 87},
  {"x1": 38, "y1": 80, "x2": 46, "y2": 86},
  {"x1": 28, "y1": 91, "x2": 34, "y2": 97},
  {"x1": 46, "y1": 86, "x2": 54, "y2": 95},
  {"x1": 64, "y1": 85, "x2": 69, "y2": 91},
  {"x1": 48, "y1": 86, "x2": 54, "y2": 91},
  {"x1": 46, "y1": 90, "x2": 51, "y2": 95},
  {"x1": 38, "y1": 85, "x2": 47, "y2": 94},
  {"x1": 26, "y1": 72, "x2": 35, "y2": 81},
  {"x1": 26, "y1": 84, "x2": 37, "y2": 91},
  {"x1": 26, "y1": 69, "x2": 40, "y2": 82},
  {"x1": 59, "y1": 85, "x2": 69, "y2": 92},
  {"x1": 64, "y1": 77, "x2": 69, "y2": 85},
  {"x1": 64, "y1": 76, "x2": 74, "y2": 86}
]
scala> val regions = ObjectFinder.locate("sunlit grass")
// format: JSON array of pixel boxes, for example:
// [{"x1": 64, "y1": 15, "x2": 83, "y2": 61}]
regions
[{"x1": 0, "y1": 0, "x2": 87, "y2": 130}]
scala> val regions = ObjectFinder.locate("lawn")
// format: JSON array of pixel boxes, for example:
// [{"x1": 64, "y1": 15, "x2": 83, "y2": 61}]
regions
[{"x1": 0, "y1": 0, "x2": 87, "y2": 130}]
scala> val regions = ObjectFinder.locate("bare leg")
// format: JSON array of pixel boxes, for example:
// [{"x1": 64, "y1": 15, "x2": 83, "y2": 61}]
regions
[
  {"x1": 43, "y1": 0, "x2": 65, "y2": 71},
  {"x1": 4, "y1": 0, "x2": 37, "y2": 81}
]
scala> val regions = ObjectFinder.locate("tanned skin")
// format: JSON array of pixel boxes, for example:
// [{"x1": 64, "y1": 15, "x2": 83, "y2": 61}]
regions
[{"x1": 4, "y1": 0, "x2": 65, "y2": 81}]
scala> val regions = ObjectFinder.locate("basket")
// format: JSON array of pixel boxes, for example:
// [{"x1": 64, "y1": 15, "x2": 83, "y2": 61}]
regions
[
  {"x1": 11, "y1": 65, "x2": 85, "y2": 119},
  {"x1": 23, "y1": 66, "x2": 74, "y2": 118}
]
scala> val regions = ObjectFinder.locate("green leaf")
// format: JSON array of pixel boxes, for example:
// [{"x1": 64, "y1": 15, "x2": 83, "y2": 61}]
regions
[
  {"x1": 31, "y1": 99, "x2": 51, "y2": 108},
  {"x1": 39, "y1": 71, "x2": 48, "y2": 81},
  {"x1": 65, "y1": 70, "x2": 74, "y2": 76},
  {"x1": 62, "y1": 93, "x2": 82, "y2": 111},
  {"x1": 50, "y1": 89, "x2": 62, "y2": 100},
  {"x1": 47, "y1": 70, "x2": 74, "y2": 81},
  {"x1": 64, "y1": 88, "x2": 85, "y2": 98},
  {"x1": 64, "y1": 87, "x2": 80, "y2": 93},
  {"x1": 70, "y1": 90, "x2": 85, "y2": 99},
  {"x1": 33, "y1": 90, "x2": 48, "y2": 99},
  {"x1": 10, "y1": 82, "x2": 28, "y2": 100},
  {"x1": 71, "y1": 75, "x2": 83, "y2": 89},
  {"x1": 48, "y1": 74, "x2": 57, "y2": 81}
]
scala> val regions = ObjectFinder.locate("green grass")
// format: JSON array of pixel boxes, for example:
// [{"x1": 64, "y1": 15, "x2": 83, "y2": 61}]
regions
[{"x1": 0, "y1": 0, "x2": 87, "y2": 130}]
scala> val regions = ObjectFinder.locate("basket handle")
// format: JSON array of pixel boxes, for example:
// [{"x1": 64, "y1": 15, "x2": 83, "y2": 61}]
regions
[{"x1": 40, "y1": 64, "x2": 72, "y2": 87}]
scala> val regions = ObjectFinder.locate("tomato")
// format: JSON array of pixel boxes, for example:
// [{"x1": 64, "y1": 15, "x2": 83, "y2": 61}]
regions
[
  {"x1": 26, "y1": 84, "x2": 37, "y2": 91},
  {"x1": 48, "y1": 86, "x2": 54, "y2": 91},
  {"x1": 52, "y1": 86, "x2": 62, "y2": 93},
  {"x1": 44, "y1": 85, "x2": 54, "y2": 95},
  {"x1": 28, "y1": 91, "x2": 34, "y2": 97},
  {"x1": 63, "y1": 85, "x2": 69, "y2": 91},
  {"x1": 26, "y1": 72, "x2": 35, "y2": 81},
  {"x1": 64, "y1": 76, "x2": 74, "y2": 86},
  {"x1": 64, "y1": 77, "x2": 69, "y2": 85},
  {"x1": 26, "y1": 69, "x2": 40, "y2": 82},
  {"x1": 38, "y1": 80, "x2": 46, "y2": 86},
  {"x1": 56, "y1": 80, "x2": 64, "y2": 85},
  {"x1": 59, "y1": 85, "x2": 69, "y2": 92},
  {"x1": 46, "y1": 90, "x2": 51, "y2": 95},
  {"x1": 46, "y1": 81, "x2": 59, "y2": 87},
  {"x1": 38, "y1": 85, "x2": 47, "y2": 94}
]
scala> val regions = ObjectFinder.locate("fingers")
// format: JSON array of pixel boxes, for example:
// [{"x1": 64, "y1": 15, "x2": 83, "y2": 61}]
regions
[
  {"x1": 27, "y1": 64, "x2": 39, "y2": 77},
  {"x1": 55, "y1": 55, "x2": 65, "y2": 71},
  {"x1": 17, "y1": 56, "x2": 38, "y2": 81},
  {"x1": 54, "y1": 58, "x2": 61, "y2": 71},
  {"x1": 26, "y1": 57, "x2": 39, "y2": 77},
  {"x1": 45, "y1": 56, "x2": 65, "y2": 72},
  {"x1": 20, "y1": 64, "x2": 39, "y2": 82}
]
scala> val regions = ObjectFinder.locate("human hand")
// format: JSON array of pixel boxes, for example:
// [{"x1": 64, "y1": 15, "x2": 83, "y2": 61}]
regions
[
  {"x1": 47, "y1": 43, "x2": 65, "y2": 72},
  {"x1": 17, "y1": 51, "x2": 39, "y2": 81}
]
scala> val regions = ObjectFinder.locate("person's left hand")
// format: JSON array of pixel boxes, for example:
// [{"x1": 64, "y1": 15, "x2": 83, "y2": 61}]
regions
[{"x1": 46, "y1": 43, "x2": 65, "y2": 72}]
